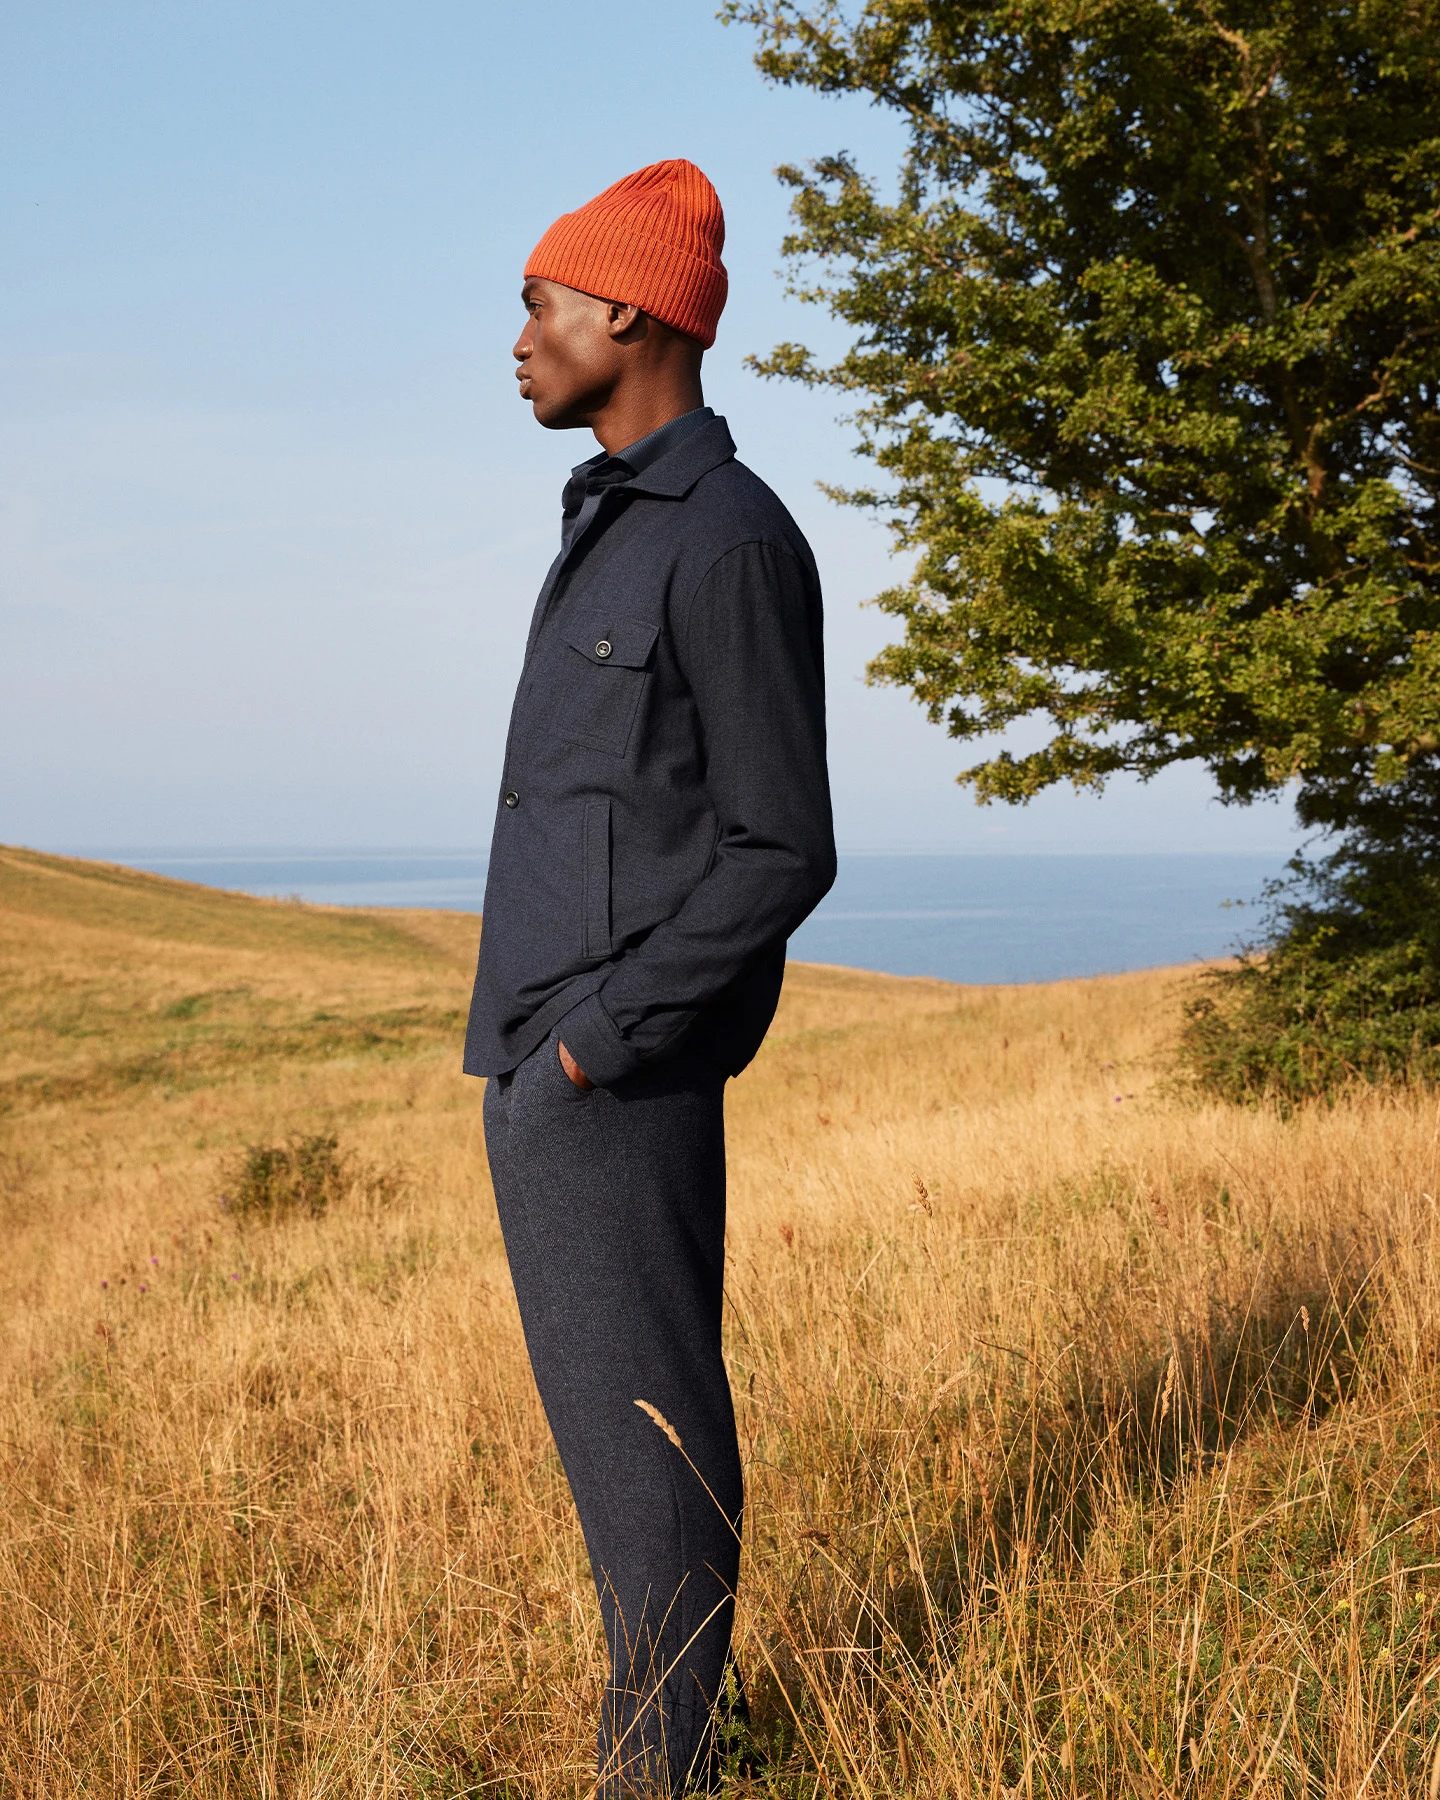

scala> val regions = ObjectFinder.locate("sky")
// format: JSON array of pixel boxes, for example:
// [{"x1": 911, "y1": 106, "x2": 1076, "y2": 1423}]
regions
[{"x1": 0, "y1": 0, "x2": 1304, "y2": 856}]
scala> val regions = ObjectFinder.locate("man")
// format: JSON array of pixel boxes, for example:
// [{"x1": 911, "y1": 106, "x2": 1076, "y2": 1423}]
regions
[{"x1": 465, "y1": 158, "x2": 835, "y2": 1797}]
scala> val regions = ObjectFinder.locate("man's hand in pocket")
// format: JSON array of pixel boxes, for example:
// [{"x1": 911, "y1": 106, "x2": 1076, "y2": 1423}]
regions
[{"x1": 558, "y1": 1041, "x2": 595, "y2": 1090}]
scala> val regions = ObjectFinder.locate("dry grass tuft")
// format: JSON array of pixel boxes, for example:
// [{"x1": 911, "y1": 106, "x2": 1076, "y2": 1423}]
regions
[{"x1": 3, "y1": 845, "x2": 1440, "y2": 1795}]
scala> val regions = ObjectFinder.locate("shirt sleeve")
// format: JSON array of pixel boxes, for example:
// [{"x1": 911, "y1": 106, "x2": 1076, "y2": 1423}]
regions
[{"x1": 557, "y1": 537, "x2": 837, "y2": 1085}]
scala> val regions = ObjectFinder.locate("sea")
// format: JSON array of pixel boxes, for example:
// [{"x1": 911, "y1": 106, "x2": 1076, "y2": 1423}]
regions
[{"x1": 96, "y1": 849, "x2": 1289, "y2": 986}]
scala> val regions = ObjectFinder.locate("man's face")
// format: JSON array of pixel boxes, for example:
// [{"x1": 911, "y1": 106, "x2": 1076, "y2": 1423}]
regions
[{"x1": 513, "y1": 278, "x2": 625, "y2": 429}]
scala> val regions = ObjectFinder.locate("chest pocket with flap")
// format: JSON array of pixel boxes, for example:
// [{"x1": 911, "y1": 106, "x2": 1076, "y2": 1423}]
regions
[{"x1": 561, "y1": 615, "x2": 660, "y2": 757}]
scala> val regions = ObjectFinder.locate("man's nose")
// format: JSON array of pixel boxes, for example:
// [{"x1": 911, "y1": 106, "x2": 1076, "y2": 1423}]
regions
[{"x1": 512, "y1": 332, "x2": 530, "y2": 363}]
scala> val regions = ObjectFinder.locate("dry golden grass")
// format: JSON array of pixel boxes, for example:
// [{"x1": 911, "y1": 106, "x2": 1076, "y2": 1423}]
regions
[{"x1": 3, "y1": 843, "x2": 1440, "y2": 1796}]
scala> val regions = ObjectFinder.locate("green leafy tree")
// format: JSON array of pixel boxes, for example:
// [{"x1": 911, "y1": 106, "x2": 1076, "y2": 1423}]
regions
[
  {"x1": 727, "y1": 0, "x2": 1440, "y2": 829},
  {"x1": 728, "y1": 0, "x2": 1440, "y2": 1097}
]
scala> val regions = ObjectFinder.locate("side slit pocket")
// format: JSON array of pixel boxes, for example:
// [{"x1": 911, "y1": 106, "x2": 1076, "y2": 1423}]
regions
[{"x1": 581, "y1": 798, "x2": 612, "y2": 959}]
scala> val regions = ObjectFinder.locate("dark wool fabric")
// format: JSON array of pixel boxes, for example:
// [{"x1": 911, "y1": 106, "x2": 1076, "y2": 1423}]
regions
[
  {"x1": 463, "y1": 413, "x2": 836, "y2": 1088},
  {"x1": 484, "y1": 1031, "x2": 741, "y2": 1798}
]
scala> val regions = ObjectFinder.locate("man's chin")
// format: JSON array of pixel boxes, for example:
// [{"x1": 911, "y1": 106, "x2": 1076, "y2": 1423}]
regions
[
  {"x1": 522, "y1": 384, "x2": 593, "y2": 431},
  {"x1": 533, "y1": 403, "x2": 591, "y2": 431}
]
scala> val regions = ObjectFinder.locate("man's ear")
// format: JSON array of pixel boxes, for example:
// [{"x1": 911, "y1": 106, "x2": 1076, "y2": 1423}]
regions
[{"x1": 605, "y1": 301, "x2": 647, "y2": 341}]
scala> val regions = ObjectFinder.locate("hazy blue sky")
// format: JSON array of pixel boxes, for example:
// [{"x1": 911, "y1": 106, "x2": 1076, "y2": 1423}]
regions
[{"x1": 1, "y1": 1, "x2": 1302, "y2": 854}]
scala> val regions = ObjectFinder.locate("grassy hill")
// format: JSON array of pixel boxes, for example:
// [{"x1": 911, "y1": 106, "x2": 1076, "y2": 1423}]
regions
[{"x1": 2, "y1": 847, "x2": 1438, "y2": 1796}]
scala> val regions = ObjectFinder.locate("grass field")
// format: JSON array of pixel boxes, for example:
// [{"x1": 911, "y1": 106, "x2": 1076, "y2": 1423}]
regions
[{"x1": 3, "y1": 842, "x2": 1440, "y2": 1797}]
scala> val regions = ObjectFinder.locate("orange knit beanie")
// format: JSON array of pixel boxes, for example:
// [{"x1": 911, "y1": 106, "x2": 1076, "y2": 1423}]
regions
[{"x1": 525, "y1": 159, "x2": 728, "y2": 349}]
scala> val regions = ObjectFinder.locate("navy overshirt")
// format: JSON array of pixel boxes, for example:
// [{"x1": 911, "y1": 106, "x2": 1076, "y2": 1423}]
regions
[{"x1": 463, "y1": 413, "x2": 836, "y2": 1087}]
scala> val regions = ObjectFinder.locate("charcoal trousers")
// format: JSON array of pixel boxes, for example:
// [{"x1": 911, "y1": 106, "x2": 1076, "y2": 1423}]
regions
[{"x1": 483, "y1": 1028, "x2": 743, "y2": 1798}]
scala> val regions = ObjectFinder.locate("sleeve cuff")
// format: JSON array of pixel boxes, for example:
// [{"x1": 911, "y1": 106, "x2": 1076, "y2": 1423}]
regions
[{"x1": 558, "y1": 990, "x2": 644, "y2": 1088}]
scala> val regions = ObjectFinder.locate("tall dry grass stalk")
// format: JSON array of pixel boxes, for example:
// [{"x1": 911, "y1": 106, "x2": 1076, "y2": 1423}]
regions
[{"x1": 3, "y1": 845, "x2": 1440, "y2": 1795}]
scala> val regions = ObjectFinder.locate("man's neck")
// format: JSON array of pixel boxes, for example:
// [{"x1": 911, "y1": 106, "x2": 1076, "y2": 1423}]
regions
[{"x1": 589, "y1": 379, "x2": 706, "y2": 456}]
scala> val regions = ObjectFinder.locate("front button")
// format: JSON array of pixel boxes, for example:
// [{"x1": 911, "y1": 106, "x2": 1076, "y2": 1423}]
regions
[
  {"x1": 594, "y1": 639, "x2": 612, "y2": 659},
  {"x1": 504, "y1": 791, "x2": 519, "y2": 808}
]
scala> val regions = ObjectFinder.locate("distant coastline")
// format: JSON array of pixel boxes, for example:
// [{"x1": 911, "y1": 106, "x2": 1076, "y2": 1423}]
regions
[{"x1": 58, "y1": 848, "x2": 1289, "y2": 987}]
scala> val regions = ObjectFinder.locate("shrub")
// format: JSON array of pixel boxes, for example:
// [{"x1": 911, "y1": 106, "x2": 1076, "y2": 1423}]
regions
[
  {"x1": 1179, "y1": 938, "x2": 1440, "y2": 1105},
  {"x1": 220, "y1": 1135, "x2": 370, "y2": 1223},
  {"x1": 1179, "y1": 783, "x2": 1440, "y2": 1102}
]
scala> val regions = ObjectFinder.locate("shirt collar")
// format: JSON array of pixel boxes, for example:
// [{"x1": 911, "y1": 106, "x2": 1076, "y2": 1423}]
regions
[
  {"x1": 566, "y1": 405, "x2": 716, "y2": 489},
  {"x1": 613, "y1": 405, "x2": 715, "y2": 474},
  {"x1": 558, "y1": 407, "x2": 720, "y2": 557}
]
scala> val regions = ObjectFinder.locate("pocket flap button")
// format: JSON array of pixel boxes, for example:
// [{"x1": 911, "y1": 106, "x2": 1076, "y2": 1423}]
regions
[{"x1": 594, "y1": 639, "x2": 612, "y2": 659}]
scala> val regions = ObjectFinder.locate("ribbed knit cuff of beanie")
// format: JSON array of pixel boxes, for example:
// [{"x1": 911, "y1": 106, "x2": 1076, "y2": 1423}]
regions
[{"x1": 524, "y1": 158, "x2": 728, "y2": 349}]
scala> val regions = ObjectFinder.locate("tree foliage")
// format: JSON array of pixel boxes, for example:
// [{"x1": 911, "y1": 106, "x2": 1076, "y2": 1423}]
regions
[{"x1": 727, "y1": 0, "x2": 1440, "y2": 828}]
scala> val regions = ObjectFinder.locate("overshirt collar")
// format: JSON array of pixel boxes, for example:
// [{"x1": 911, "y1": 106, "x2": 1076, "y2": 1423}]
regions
[
  {"x1": 616, "y1": 405, "x2": 715, "y2": 474},
  {"x1": 617, "y1": 413, "x2": 737, "y2": 498},
  {"x1": 565, "y1": 404, "x2": 717, "y2": 491},
  {"x1": 558, "y1": 411, "x2": 736, "y2": 554}
]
